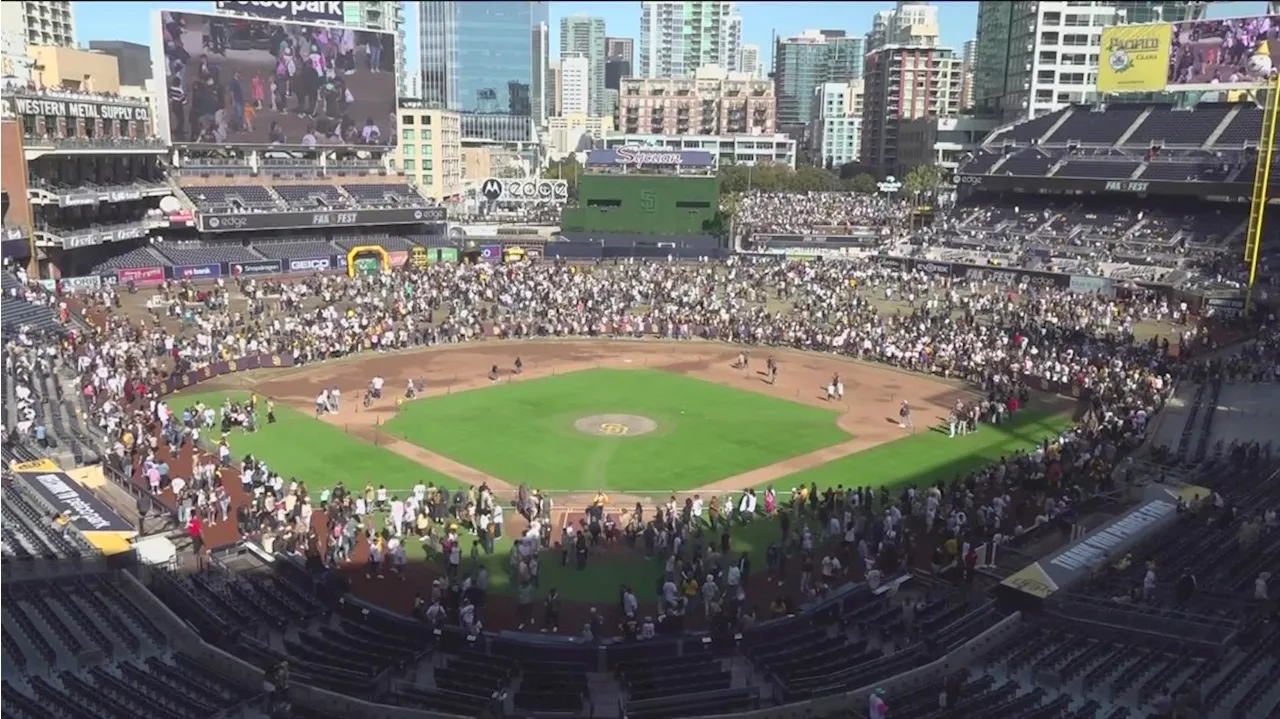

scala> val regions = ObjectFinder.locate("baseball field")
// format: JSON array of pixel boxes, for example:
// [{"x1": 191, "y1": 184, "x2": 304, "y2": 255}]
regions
[{"x1": 173, "y1": 345, "x2": 1074, "y2": 604}]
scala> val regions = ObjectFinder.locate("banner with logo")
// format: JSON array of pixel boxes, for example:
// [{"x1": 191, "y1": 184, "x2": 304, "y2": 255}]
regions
[
  {"x1": 168, "y1": 210, "x2": 195, "y2": 228},
  {"x1": 13, "y1": 469, "x2": 137, "y2": 556},
  {"x1": 230, "y1": 260, "x2": 283, "y2": 277},
  {"x1": 438, "y1": 248, "x2": 460, "y2": 263},
  {"x1": 57, "y1": 275, "x2": 103, "y2": 293},
  {"x1": 1097, "y1": 24, "x2": 1172, "y2": 94},
  {"x1": 999, "y1": 483, "x2": 1200, "y2": 603},
  {"x1": 174, "y1": 263, "x2": 221, "y2": 280},
  {"x1": 1069, "y1": 275, "x2": 1116, "y2": 295},
  {"x1": 162, "y1": 352, "x2": 295, "y2": 395},
  {"x1": 353, "y1": 257, "x2": 380, "y2": 274},
  {"x1": 289, "y1": 257, "x2": 332, "y2": 273},
  {"x1": 117, "y1": 266, "x2": 165, "y2": 287},
  {"x1": 479, "y1": 245, "x2": 502, "y2": 263},
  {"x1": 386, "y1": 251, "x2": 409, "y2": 266}
]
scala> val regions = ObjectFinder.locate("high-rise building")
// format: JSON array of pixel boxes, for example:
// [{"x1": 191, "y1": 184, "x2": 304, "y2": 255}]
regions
[
  {"x1": 18, "y1": 1, "x2": 75, "y2": 48},
  {"x1": 866, "y1": 2, "x2": 939, "y2": 51},
  {"x1": 607, "y1": 37, "x2": 634, "y2": 64},
  {"x1": 639, "y1": 2, "x2": 742, "y2": 78},
  {"x1": 344, "y1": 1, "x2": 408, "y2": 95},
  {"x1": 547, "y1": 60, "x2": 562, "y2": 118},
  {"x1": 561, "y1": 15, "x2": 607, "y2": 117},
  {"x1": 618, "y1": 66, "x2": 774, "y2": 136},
  {"x1": 811, "y1": 82, "x2": 862, "y2": 168},
  {"x1": 87, "y1": 41, "x2": 152, "y2": 87},
  {"x1": 860, "y1": 43, "x2": 963, "y2": 174},
  {"x1": 960, "y1": 38, "x2": 977, "y2": 110},
  {"x1": 773, "y1": 30, "x2": 866, "y2": 137},
  {"x1": 421, "y1": 1, "x2": 550, "y2": 143},
  {"x1": 560, "y1": 56, "x2": 591, "y2": 116},
  {"x1": 739, "y1": 44, "x2": 761, "y2": 78},
  {"x1": 973, "y1": 1, "x2": 1205, "y2": 124}
]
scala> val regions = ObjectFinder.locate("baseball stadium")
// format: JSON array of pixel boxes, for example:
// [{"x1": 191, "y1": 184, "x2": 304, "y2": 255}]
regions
[{"x1": 2, "y1": 4, "x2": 1280, "y2": 719}]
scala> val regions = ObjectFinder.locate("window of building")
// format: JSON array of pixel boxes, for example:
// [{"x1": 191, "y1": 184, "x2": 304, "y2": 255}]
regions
[
  {"x1": 404, "y1": 159, "x2": 416, "y2": 171},
  {"x1": 1040, "y1": 32, "x2": 1059, "y2": 45},
  {"x1": 1041, "y1": 12, "x2": 1061, "y2": 26},
  {"x1": 403, "y1": 145, "x2": 414, "y2": 156},
  {"x1": 422, "y1": 144, "x2": 433, "y2": 156},
  {"x1": 1062, "y1": 34, "x2": 1089, "y2": 47},
  {"x1": 1059, "y1": 72, "x2": 1087, "y2": 85},
  {"x1": 423, "y1": 160, "x2": 433, "y2": 171},
  {"x1": 422, "y1": 129, "x2": 431, "y2": 141},
  {"x1": 402, "y1": 128, "x2": 415, "y2": 141},
  {"x1": 401, "y1": 114, "x2": 415, "y2": 125}
]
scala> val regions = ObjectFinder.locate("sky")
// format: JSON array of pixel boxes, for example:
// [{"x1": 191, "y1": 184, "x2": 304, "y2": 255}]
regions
[{"x1": 76, "y1": 1, "x2": 1270, "y2": 79}]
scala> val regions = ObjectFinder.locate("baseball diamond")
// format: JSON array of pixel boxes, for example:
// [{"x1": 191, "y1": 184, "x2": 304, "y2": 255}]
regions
[{"x1": 163, "y1": 340, "x2": 1080, "y2": 610}]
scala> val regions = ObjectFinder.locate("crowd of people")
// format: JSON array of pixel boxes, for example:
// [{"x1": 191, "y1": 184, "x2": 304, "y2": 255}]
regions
[
  {"x1": 5, "y1": 249, "x2": 1275, "y2": 639},
  {"x1": 733, "y1": 191, "x2": 912, "y2": 236}
]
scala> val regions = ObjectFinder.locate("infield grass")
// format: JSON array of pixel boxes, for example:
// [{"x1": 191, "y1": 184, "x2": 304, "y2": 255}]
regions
[{"x1": 380, "y1": 368, "x2": 852, "y2": 492}]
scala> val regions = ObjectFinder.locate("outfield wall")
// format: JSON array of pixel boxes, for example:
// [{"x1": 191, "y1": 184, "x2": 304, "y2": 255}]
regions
[{"x1": 561, "y1": 174, "x2": 722, "y2": 236}]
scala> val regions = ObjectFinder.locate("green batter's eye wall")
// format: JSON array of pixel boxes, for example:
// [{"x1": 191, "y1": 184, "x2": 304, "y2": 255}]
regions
[{"x1": 561, "y1": 174, "x2": 723, "y2": 236}]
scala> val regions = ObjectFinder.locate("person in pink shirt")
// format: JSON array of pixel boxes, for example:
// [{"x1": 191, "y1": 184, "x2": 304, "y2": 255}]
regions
[{"x1": 869, "y1": 687, "x2": 888, "y2": 719}]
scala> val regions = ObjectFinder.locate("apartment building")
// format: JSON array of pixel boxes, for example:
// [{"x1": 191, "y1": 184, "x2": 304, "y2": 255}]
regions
[
  {"x1": 561, "y1": 15, "x2": 607, "y2": 117},
  {"x1": 811, "y1": 81, "x2": 864, "y2": 168},
  {"x1": 774, "y1": 30, "x2": 865, "y2": 135},
  {"x1": 19, "y1": 1, "x2": 75, "y2": 48},
  {"x1": 639, "y1": 1, "x2": 742, "y2": 78},
  {"x1": 973, "y1": 1, "x2": 1203, "y2": 123},
  {"x1": 860, "y1": 44, "x2": 964, "y2": 173},
  {"x1": 618, "y1": 66, "x2": 774, "y2": 137},
  {"x1": 561, "y1": 56, "x2": 591, "y2": 116},
  {"x1": 393, "y1": 102, "x2": 463, "y2": 200}
]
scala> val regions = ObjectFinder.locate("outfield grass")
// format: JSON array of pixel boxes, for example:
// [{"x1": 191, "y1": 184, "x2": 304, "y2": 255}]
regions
[
  {"x1": 382, "y1": 368, "x2": 852, "y2": 492},
  {"x1": 775, "y1": 409, "x2": 1075, "y2": 490},
  {"x1": 168, "y1": 390, "x2": 459, "y2": 489}
]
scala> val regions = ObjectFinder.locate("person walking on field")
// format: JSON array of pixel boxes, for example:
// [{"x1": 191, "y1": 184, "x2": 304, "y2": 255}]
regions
[{"x1": 899, "y1": 400, "x2": 915, "y2": 432}]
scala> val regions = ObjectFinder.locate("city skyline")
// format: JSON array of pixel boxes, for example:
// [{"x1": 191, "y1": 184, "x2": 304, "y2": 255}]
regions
[{"x1": 60, "y1": 1, "x2": 1270, "y2": 87}]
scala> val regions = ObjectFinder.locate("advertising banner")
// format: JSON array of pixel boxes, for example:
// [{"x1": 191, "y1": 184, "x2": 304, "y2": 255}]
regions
[
  {"x1": 230, "y1": 260, "x2": 283, "y2": 277},
  {"x1": 950, "y1": 171, "x2": 1252, "y2": 199},
  {"x1": 168, "y1": 210, "x2": 195, "y2": 228},
  {"x1": 438, "y1": 248, "x2": 460, "y2": 263},
  {"x1": 7, "y1": 95, "x2": 150, "y2": 122},
  {"x1": 117, "y1": 266, "x2": 165, "y2": 287},
  {"x1": 386, "y1": 250, "x2": 409, "y2": 266},
  {"x1": 353, "y1": 257, "x2": 380, "y2": 274},
  {"x1": 213, "y1": 1, "x2": 347, "y2": 23},
  {"x1": 197, "y1": 207, "x2": 445, "y2": 233},
  {"x1": 57, "y1": 275, "x2": 103, "y2": 293},
  {"x1": 1069, "y1": 275, "x2": 1117, "y2": 295},
  {"x1": 479, "y1": 245, "x2": 502, "y2": 262},
  {"x1": 586, "y1": 146, "x2": 715, "y2": 169},
  {"x1": 1098, "y1": 24, "x2": 1172, "y2": 94},
  {"x1": 1000, "y1": 484, "x2": 1201, "y2": 602},
  {"x1": 1167, "y1": 15, "x2": 1280, "y2": 91},
  {"x1": 174, "y1": 263, "x2": 221, "y2": 280},
  {"x1": 289, "y1": 257, "x2": 332, "y2": 273},
  {"x1": 755, "y1": 233, "x2": 880, "y2": 248},
  {"x1": 162, "y1": 352, "x2": 296, "y2": 395},
  {"x1": 785, "y1": 253, "x2": 820, "y2": 262}
]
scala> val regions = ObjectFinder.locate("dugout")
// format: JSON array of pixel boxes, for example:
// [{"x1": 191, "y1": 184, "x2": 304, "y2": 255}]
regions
[{"x1": 346, "y1": 245, "x2": 391, "y2": 276}]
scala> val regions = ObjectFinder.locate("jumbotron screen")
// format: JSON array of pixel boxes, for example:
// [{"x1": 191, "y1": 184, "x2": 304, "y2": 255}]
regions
[{"x1": 156, "y1": 10, "x2": 397, "y2": 147}]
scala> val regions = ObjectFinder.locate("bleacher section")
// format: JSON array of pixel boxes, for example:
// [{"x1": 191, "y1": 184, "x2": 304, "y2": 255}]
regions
[
  {"x1": 963, "y1": 103, "x2": 1272, "y2": 185},
  {"x1": 177, "y1": 181, "x2": 435, "y2": 213}
]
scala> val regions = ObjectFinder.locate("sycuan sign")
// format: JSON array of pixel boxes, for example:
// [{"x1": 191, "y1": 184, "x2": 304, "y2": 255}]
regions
[{"x1": 586, "y1": 147, "x2": 715, "y2": 168}]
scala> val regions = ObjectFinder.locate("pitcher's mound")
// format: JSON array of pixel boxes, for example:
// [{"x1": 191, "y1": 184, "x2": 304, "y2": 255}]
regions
[{"x1": 575, "y1": 414, "x2": 658, "y2": 437}]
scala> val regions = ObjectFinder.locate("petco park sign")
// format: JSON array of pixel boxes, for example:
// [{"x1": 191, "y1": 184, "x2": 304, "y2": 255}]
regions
[
  {"x1": 215, "y1": 1, "x2": 345, "y2": 22},
  {"x1": 586, "y1": 147, "x2": 714, "y2": 169}
]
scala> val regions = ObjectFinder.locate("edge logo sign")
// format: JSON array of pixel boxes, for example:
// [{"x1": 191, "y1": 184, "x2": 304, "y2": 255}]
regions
[
  {"x1": 214, "y1": 1, "x2": 345, "y2": 22},
  {"x1": 481, "y1": 178, "x2": 504, "y2": 201}
]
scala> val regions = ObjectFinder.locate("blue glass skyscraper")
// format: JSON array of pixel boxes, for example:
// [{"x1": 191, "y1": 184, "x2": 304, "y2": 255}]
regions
[{"x1": 421, "y1": 1, "x2": 550, "y2": 143}]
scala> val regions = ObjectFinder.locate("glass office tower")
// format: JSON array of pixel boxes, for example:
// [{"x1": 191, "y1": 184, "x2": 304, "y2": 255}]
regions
[{"x1": 421, "y1": 1, "x2": 550, "y2": 143}]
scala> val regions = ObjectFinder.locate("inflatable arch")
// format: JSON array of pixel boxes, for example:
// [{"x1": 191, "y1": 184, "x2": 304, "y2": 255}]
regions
[{"x1": 345, "y1": 245, "x2": 391, "y2": 277}]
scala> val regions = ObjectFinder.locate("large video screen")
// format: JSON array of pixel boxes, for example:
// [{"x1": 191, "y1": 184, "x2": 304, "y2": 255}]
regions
[
  {"x1": 158, "y1": 10, "x2": 397, "y2": 147},
  {"x1": 1167, "y1": 15, "x2": 1280, "y2": 91}
]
